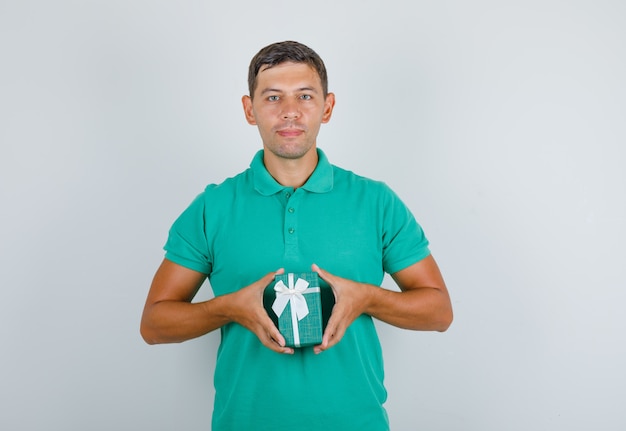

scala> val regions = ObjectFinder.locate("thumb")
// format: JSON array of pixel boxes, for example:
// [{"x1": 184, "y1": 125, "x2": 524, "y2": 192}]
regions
[
  {"x1": 312, "y1": 263, "x2": 337, "y2": 292},
  {"x1": 311, "y1": 263, "x2": 332, "y2": 281},
  {"x1": 258, "y1": 268, "x2": 284, "y2": 290}
]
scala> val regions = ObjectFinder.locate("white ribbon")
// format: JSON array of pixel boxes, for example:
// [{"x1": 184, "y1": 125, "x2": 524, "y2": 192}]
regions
[
  {"x1": 272, "y1": 273, "x2": 320, "y2": 347},
  {"x1": 272, "y1": 273, "x2": 311, "y2": 320}
]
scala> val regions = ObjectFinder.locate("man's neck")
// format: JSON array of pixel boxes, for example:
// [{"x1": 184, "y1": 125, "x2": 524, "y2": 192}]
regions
[{"x1": 263, "y1": 147, "x2": 319, "y2": 189}]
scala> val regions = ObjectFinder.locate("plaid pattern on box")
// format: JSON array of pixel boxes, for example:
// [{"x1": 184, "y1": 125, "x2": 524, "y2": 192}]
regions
[{"x1": 264, "y1": 272, "x2": 323, "y2": 348}]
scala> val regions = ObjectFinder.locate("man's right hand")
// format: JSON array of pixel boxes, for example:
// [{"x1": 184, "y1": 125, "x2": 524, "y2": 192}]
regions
[
  {"x1": 141, "y1": 259, "x2": 293, "y2": 354},
  {"x1": 222, "y1": 268, "x2": 294, "y2": 354}
]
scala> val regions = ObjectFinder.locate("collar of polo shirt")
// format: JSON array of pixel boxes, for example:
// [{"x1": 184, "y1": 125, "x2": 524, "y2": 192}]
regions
[{"x1": 251, "y1": 148, "x2": 334, "y2": 196}]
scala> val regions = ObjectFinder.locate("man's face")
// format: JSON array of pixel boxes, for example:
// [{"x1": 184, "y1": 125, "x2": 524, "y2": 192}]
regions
[{"x1": 243, "y1": 62, "x2": 335, "y2": 160}]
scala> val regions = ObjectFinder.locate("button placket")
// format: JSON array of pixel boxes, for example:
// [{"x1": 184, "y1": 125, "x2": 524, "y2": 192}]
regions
[{"x1": 284, "y1": 190, "x2": 299, "y2": 252}]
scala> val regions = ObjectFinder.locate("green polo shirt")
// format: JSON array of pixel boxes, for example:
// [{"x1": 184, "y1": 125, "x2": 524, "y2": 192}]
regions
[{"x1": 164, "y1": 148, "x2": 430, "y2": 431}]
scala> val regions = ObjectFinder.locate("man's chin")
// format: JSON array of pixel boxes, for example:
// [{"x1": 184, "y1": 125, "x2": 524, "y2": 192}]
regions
[{"x1": 266, "y1": 143, "x2": 315, "y2": 160}]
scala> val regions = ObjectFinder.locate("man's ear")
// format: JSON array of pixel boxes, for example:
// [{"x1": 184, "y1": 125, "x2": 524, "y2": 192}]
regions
[
  {"x1": 242, "y1": 95, "x2": 256, "y2": 125},
  {"x1": 321, "y1": 92, "x2": 336, "y2": 124}
]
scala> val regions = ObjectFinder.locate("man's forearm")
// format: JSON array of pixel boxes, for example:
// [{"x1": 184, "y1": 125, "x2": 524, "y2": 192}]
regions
[
  {"x1": 366, "y1": 255, "x2": 453, "y2": 331},
  {"x1": 312, "y1": 256, "x2": 452, "y2": 353},
  {"x1": 364, "y1": 285, "x2": 453, "y2": 332},
  {"x1": 140, "y1": 295, "x2": 231, "y2": 344},
  {"x1": 140, "y1": 267, "x2": 289, "y2": 353}
]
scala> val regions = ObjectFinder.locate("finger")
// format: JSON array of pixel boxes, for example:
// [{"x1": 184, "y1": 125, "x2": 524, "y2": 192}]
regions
[
  {"x1": 255, "y1": 269, "x2": 285, "y2": 292},
  {"x1": 266, "y1": 320, "x2": 286, "y2": 348},
  {"x1": 311, "y1": 263, "x2": 331, "y2": 281},
  {"x1": 258, "y1": 318, "x2": 294, "y2": 354},
  {"x1": 315, "y1": 326, "x2": 333, "y2": 354},
  {"x1": 314, "y1": 312, "x2": 347, "y2": 354},
  {"x1": 254, "y1": 309, "x2": 285, "y2": 345},
  {"x1": 325, "y1": 315, "x2": 347, "y2": 349},
  {"x1": 266, "y1": 268, "x2": 285, "y2": 284},
  {"x1": 314, "y1": 326, "x2": 345, "y2": 354},
  {"x1": 265, "y1": 335, "x2": 294, "y2": 354},
  {"x1": 311, "y1": 264, "x2": 339, "y2": 295},
  {"x1": 260, "y1": 332, "x2": 294, "y2": 354}
]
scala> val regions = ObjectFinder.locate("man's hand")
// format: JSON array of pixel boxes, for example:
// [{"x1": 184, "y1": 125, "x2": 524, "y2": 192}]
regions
[
  {"x1": 311, "y1": 255, "x2": 453, "y2": 354},
  {"x1": 311, "y1": 263, "x2": 375, "y2": 354},
  {"x1": 224, "y1": 268, "x2": 294, "y2": 355},
  {"x1": 141, "y1": 260, "x2": 294, "y2": 354}
]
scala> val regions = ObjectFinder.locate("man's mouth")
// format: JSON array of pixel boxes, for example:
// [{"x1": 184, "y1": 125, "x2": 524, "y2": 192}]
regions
[{"x1": 276, "y1": 127, "x2": 305, "y2": 137}]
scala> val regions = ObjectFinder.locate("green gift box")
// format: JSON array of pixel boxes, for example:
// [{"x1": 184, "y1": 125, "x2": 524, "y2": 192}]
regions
[{"x1": 263, "y1": 272, "x2": 333, "y2": 348}]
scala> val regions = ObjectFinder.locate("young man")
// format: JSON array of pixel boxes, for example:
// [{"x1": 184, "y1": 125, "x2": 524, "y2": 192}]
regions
[{"x1": 141, "y1": 41, "x2": 452, "y2": 430}]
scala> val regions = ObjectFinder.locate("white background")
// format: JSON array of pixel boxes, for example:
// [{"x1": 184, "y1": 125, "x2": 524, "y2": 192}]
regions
[{"x1": 1, "y1": 1, "x2": 625, "y2": 430}]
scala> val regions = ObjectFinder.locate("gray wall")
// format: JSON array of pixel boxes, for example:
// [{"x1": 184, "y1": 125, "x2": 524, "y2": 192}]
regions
[{"x1": 1, "y1": 1, "x2": 624, "y2": 430}]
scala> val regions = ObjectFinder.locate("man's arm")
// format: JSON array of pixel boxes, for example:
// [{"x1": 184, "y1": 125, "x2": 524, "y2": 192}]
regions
[
  {"x1": 312, "y1": 255, "x2": 453, "y2": 354},
  {"x1": 140, "y1": 259, "x2": 294, "y2": 354}
]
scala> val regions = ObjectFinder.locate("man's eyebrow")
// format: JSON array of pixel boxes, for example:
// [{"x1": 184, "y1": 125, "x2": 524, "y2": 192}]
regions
[
  {"x1": 259, "y1": 86, "x2": 319, "y2": 95},
  {"x1": 260, "y1": 88, "x2": 282, "y2": 95}
]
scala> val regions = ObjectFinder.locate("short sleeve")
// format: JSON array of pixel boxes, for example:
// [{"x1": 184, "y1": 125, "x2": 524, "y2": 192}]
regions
[
  {"x1": 380, "y1": 184, "x2": 430, "y2": 274},
  {"x1": 164, "y1": 192, "x2": 212, "y2": 274}
]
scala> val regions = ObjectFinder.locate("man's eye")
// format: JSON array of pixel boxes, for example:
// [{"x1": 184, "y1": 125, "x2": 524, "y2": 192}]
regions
[
  {"x1": 300, "y1": 94, "x2": 312, "y2": 100},
  {"x1": 268, "y1": 95, "x2": 280, "y2": 101}
]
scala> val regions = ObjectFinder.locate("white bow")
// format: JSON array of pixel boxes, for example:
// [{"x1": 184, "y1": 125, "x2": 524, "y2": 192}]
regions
[{"x1": 272, "y1": 273, "x2": 310, "y2": 321}]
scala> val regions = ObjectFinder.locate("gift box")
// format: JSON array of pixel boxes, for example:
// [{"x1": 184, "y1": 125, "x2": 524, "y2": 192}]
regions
[{"x1": 263, "y1": 272, "x2": 331, "y2": 348}]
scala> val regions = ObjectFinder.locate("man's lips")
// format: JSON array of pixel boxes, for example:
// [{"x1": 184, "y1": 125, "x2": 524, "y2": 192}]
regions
[{"x1": 276, "y1": 128, "x2": 305, "y2": 137}]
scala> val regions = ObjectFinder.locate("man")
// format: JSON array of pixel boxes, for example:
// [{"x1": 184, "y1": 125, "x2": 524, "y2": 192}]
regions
[{"x1": 141, "y1": 41, "x2": 452, "y2": 430}]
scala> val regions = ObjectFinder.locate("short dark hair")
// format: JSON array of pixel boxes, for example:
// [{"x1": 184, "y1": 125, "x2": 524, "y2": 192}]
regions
[{"x1": 247, "y1": 41, "x2": 328, "y2": 99}]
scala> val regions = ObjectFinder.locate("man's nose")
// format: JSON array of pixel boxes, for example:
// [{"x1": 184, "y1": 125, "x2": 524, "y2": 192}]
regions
[{"x1": 281, "y1": 100, "x2": 301, "y2": 120}]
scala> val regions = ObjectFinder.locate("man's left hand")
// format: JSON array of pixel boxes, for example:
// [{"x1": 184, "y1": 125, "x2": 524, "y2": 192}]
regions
[{"x1": 311, "y1": 263, "x2": 374, "y2": 354}]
